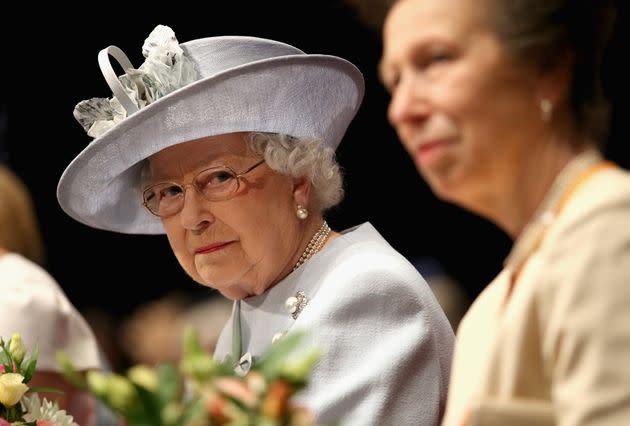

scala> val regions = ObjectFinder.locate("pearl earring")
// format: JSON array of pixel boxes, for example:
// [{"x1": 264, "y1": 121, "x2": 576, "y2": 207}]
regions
[
  {"x1": 540, "y1": 98, "x2": 553, "y2": 122},
  {"x1": 296, "y1": 205, "x2": 308, "y2": 220}
]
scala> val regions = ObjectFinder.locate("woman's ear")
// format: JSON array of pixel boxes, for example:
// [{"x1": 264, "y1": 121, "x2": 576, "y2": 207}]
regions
[
  {"x1": 292, "y1": 176, "x2": 311, "y2": 208},
  {"x1": 536, "y1": 50, "x2": 574, "y2": 107}
]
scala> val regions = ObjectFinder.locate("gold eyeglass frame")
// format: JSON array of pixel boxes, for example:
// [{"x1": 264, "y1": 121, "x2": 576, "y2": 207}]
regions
[{"x1": 142, "y1": 159, "x2": 266, "y2": 217}]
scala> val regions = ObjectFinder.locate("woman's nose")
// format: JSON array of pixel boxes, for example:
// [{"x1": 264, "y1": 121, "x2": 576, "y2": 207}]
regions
[
  {"x1": 178, "y1": 185, "x2": 213, "y2": 231},
  {"x1": 387, "y1": 73, "x2": 431, "y2": 128}
]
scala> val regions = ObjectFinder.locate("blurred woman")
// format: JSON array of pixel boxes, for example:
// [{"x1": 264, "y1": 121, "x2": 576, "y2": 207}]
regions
[
  {"x1": 0, "y1": 165, "x2": 102, "y2": 424},
  {"x1": 380, "y1": 0, "x2": 630, "y2": 424}
]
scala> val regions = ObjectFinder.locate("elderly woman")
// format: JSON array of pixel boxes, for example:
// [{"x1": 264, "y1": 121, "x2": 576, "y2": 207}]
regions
[
  {"x1": 380, "y1": 0, "x2": 630, "y2": 425},
  {"x1": 57, "y1": 25, "x2": 454, "y2": 425}
]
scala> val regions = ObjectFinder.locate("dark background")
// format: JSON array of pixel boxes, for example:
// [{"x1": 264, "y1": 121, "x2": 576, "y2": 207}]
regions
[{"x1": 3, "y1": 1, "x2": 629, "y2": 320}]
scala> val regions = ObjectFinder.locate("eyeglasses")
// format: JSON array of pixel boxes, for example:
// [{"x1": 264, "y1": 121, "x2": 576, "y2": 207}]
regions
[{"x1": 142, "y1": 159, "x2": 265, "y2": 217}]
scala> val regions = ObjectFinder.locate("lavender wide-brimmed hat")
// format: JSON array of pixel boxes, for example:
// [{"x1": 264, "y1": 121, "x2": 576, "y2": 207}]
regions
[{"x1": 57, "y1": 25, "x2": 364, "y2": 235}]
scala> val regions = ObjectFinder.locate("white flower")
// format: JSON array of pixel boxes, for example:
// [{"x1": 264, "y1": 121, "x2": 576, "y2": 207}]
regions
[{"x1": 21, "y1": 393, "x2": 79, "y2": 426}]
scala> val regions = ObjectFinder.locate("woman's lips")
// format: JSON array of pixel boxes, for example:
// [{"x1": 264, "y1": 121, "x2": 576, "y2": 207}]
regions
[
  {"x1": 415, "y1": 139, "x2": 455, "y2": 166},
  {"x1": 195, "y1": 241, "x2": 234, "y2": 254}
]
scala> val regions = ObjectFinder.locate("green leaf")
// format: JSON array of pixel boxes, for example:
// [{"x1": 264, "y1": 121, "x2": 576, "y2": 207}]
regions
[
  {"x1": 181, "y1": 326, "x2": 204, "y2": 358},
  {"x1": 56, "y1": 352, "x2": 87, "y2": 389},
  {"x1": 181, "y1": 353, "x2": 221, "y2": 383},
  {"x1": 22, "y1": 342, "x2": 39, "y2": 383},
  {"x1": 156, "y1": 363, "x2": 180, "y2": 406},
  {"x1": 5, "y1": 404, "x2": 25, "y2": 423},
  {"x1": 255, "y1": 331, "x2": 307, "y2": 379},
  {"x1": 278, "y1": 347, "x2": 322, "y2": 385},
  {"x1": 0, "y1": 349, "x2": 10, "y2": 365},
  {"x1": 19, "y1": 338, "x2": 38, "y2": 371},
  {"x1": 215, "y1": 357, "x2": 239, "y2": 376},
  {"x1": 127, "y1": 420, "x2": 159, "y2": 426},
  {"x1": 0, "y1": 341, "x2": 14, "y2": 368},
  {"x1": 23, "y1": 359, "x2": 37, "y2": 384},
  {"x1": 176, "y1": 399, "x2": 205, "y2": 426},
  {"x1": 133, "y1": 383, "x2": 163, "y2": 425},
  {"x1": 27, "y1": 386, "x2": 63, "y2": 394},
  {"x1": 255, "y1": 416, "x2": 281, "y2": 426}
]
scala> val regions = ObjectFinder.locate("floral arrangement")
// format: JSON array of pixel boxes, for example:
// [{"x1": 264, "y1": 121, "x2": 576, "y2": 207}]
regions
[
  {"x1": 59, "y1": 327, "x2": 322, "y2": 426},
  {"x1": 0, "y1": 333, "x2": 77, "y2": 426}
]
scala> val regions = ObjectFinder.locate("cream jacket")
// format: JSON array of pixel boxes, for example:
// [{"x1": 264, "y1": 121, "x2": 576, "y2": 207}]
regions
[{"x1": 443, "y1": 155, "x2": 630, "y2": 426}]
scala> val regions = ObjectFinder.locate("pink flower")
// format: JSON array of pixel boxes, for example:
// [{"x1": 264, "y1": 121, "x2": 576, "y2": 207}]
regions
[
  {"x1": 37, "y1": 420, "x2": 56, "y2": 426},
  {"x1": 0, "y1": 364, "x2": 16, "y2": 373},
  {"x1": 0, "y1": 417, "x2": 11, "y2": 426},
  {"x1": 215, "y1": 377, "x2": 258, "y2": 408}
]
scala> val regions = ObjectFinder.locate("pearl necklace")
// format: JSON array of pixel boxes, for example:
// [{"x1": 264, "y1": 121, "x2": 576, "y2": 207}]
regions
[{"x1": 293, "y1": 221, "x2": 331, "y2": 271}]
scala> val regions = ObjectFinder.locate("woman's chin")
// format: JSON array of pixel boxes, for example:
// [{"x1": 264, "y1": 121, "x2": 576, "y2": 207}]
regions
[
  {"x1": 195, "y1": 274, "x2": 250, "y2": 300},
  {"x1": 218, "y1": 286, "x2": 251, "y2": 301},
  {"x1": 421, "y1": 168, "x2": 456, "y2": 198}
]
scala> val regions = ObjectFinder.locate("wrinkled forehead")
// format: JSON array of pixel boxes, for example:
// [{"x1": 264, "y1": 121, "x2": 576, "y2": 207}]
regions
[{"x1": 147, "y1": 132, "x2": 253, "y2": 177}]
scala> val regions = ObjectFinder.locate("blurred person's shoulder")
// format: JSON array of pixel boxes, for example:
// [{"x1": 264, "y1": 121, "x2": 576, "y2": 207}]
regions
[{"x1": 0, "y1": 252, "x2": 63, "y2": 294}]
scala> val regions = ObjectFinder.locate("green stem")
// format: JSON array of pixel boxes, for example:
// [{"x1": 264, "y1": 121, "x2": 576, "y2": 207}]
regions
[{"x1": 6, "y1": 404, "x2": 24, "y2": 422}]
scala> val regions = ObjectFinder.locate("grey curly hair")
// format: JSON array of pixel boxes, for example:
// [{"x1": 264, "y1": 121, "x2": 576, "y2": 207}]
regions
[
  {"x1": 246, "y1": 133, "x2": 344, "y2": 211},
  {"x1": 140, "y1": 133, "x2": 345, "y2": 211}
]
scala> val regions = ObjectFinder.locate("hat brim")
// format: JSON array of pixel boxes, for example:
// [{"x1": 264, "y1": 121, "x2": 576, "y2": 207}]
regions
[{"x1": 57, "y1": 55, "x2": 364, "y2": 234}]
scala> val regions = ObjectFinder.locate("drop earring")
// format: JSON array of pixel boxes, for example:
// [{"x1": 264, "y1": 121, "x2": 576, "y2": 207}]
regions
[
  {"x1": 296, "y1": 205, "x2": 308, "y2": 220},
  {"x1": 540, "y1": 98, "x2": 553, "y2": 122}
]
